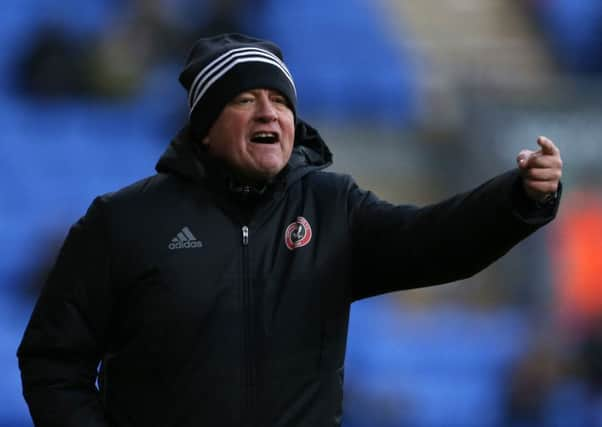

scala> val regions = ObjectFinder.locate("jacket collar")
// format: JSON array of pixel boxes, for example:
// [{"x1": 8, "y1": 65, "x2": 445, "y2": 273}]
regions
[{"x1": 155, "y1": 118, "x2": 333, "y2": 189}]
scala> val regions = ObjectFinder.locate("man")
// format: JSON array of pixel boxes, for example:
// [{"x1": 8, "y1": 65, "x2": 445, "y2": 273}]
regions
[{"x1": 18, "y1": 33, "x2": 562, "y2": 427}]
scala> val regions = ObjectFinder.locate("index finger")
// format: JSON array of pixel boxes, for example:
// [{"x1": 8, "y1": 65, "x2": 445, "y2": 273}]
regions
[{"x1": 537, "y1": 136, "x2": 559, "y2": 156}]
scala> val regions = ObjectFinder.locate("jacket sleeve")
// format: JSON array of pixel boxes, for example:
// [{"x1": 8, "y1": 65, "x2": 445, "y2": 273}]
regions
[
  {"x1": 17, "y1": 197, "x2": 113, "y2": 427},
  {"x1": 348, "y1": 169, "x2": 561, "y2": 301}
]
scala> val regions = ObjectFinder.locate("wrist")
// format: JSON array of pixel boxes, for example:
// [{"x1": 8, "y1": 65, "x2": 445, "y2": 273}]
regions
[{"x1": 534, "y1": 190, "x2": 558, "y2": 208}]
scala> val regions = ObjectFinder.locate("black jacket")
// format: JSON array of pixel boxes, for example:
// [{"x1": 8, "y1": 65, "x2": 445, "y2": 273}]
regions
[{"x1": 18, "y1": 121, "x2": 560, "y2": 427}]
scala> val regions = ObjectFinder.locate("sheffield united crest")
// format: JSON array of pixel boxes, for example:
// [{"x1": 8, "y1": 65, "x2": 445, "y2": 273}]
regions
[{"x1": 284, "y1": 216, "x2": 312, "y2": 250}]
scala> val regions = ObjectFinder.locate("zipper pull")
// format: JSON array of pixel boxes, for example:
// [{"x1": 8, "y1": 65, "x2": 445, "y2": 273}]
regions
[{"x1": 242, "y1": 225, "x2": 249, "y2": 246}]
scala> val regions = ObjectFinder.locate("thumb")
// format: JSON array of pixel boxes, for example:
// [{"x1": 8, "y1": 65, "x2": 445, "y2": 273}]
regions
[{"x1": 516, "y1": 149, "x2": 534, "y2": 168}]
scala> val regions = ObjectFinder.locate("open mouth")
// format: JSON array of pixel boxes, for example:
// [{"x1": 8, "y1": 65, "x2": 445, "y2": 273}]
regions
[{"x1": 250, "y1": 132, "x2": 279, "y2": 144}]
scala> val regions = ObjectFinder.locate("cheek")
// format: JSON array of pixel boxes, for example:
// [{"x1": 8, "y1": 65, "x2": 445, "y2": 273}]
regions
[
  {"x1": 282, "y1": 114, "x2": 295, "y2": 145},
  {"x1": 206, "y1": 120, "x2": 243, "y2": 154}
]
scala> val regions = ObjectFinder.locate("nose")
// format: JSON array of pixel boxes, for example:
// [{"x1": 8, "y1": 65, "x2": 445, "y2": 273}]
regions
[{"x1": 254, "y1": 93, "x2": 278, "y2": 122}]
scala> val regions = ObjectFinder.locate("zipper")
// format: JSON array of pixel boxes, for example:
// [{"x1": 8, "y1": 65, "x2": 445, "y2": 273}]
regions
[
  {"x1": 241, "y1": 225, "x2": 255, "y2": 426},
  {"x1": 242, "y1": 225, "x2": 249, "y2": 246}
]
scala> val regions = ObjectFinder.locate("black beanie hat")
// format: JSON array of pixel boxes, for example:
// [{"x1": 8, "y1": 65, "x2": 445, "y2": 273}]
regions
[{"x1": 179, "y1": 33, "x2": 297, "y2": 138}]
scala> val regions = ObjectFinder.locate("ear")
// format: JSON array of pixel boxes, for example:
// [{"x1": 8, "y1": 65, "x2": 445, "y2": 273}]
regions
[{"x1": 202, "y1": 136, "x2": 210, "y2": 146}]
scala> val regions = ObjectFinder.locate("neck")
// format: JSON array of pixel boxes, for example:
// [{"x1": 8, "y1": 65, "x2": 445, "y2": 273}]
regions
[{"x1": 205, "y1": 157, "x2": 271, "y2": 200}]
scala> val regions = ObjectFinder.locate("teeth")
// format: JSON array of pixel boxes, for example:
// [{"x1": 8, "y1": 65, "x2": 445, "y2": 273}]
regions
[{"x1": 251, "y1": 132, "x2": 278, "y2": 144}]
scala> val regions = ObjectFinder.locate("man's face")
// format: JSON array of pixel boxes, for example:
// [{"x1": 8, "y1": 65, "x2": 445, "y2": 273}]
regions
[{"x1": 202, "y1": 88, "x2": 295, "y2": 182}]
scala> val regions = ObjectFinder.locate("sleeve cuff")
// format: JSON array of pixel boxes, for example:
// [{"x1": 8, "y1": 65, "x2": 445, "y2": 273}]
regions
[{"x1": 512, "y1": 177, "x2": 562, "y2": 224}]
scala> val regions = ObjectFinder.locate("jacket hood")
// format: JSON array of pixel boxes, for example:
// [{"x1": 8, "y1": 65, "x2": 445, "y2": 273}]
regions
[{"x1": 155, "y1": 119, "x2": 333, "y2": 186}]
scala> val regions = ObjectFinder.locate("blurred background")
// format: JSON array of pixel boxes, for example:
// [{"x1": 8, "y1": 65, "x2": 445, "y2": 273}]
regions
[{"x1": 1, "y1": 0, "x2": 601, "y2": 425}]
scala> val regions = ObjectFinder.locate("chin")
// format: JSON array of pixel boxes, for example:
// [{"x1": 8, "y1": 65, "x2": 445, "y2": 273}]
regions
[{"x1": 254, "y1": 163, "x2": 285, "y2": 179}]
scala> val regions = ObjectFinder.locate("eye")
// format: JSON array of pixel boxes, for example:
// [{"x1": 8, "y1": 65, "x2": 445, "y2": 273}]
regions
[
  {"x1": 272, "y1": 95, "x2": 287, "y2": 105},
  {"x1": 232, "y1": 93, "x2": 255, "y2": 105}
]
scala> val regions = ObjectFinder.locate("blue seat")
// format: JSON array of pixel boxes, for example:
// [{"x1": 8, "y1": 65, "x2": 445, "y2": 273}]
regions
[
  {"x1": 249, "y1": 0, "x2": 419, "y2": 125},
  {"x1": 532, "y1": 0, "x2": 602, "y2": 72},
  {"x1": 345, "y1": 297, "x2": 530, "y2": 427}
]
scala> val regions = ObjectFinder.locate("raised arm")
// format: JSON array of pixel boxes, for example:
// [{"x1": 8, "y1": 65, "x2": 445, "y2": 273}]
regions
[{"x1": 349, "y1": 137, "x2": 562, "y2": 301}]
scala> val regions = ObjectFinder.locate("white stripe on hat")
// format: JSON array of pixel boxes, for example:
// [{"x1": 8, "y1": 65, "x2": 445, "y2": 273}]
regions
[
  {"x1": 188, "y1": 47, "x2": 296, "y2": 113},
  {"x1": 190, "y1": 52, "x2": 294, "y2": 109},
  {"x1": 190, "y1": 57, "x2": 296, "y2": 117},
  {"x1": 189, "y1": 47, "x2": 295, "y2": 106}
]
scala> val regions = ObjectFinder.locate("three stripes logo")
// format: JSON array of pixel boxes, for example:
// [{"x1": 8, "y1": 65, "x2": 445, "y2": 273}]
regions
[{"x1": 168, "y1": 226, "x2": 203, "y2": 250}]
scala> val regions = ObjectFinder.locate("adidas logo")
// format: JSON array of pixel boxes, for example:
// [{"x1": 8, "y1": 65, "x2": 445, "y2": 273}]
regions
[{"x1": 168, "y1": 226, "x2": 203, "y2": 250}]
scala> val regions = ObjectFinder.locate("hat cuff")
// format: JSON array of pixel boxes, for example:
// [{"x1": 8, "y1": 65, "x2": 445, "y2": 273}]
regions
[{"x1": 189, "y1": 61, "x2": 297, "y2": 138}]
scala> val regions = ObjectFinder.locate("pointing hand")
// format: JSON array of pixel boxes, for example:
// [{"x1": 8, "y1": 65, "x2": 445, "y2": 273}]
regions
[{"x1": 516, "y1": 136, "x2": 563, "y2": 203}]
